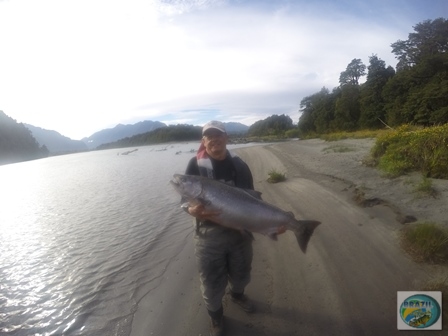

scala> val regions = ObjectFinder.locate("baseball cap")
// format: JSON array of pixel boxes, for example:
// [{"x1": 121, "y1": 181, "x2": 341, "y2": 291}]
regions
[{"x1": 202, "y1": 120, "x2": 226, "y2": 135}]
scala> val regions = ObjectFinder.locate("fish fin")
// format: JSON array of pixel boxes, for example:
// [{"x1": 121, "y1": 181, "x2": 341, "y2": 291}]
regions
[
  {"x1": 242, "y1": 189, "x2": 263, "y2": 200},
  {"x1": 291, "y1": 220, "x2": 321, "y2": 253},
  {"x1": 268, "y1": 233, "x2": 278, "y2": 241}
]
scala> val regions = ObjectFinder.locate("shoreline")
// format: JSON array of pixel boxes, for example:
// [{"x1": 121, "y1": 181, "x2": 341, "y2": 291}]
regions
[{"x1": 263, "y1": 138, "x2": 448, "y2": 228}]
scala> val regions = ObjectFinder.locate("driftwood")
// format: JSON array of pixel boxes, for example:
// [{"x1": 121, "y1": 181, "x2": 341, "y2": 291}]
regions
[{"x1": 378, "y1": 118, "x2": 394, "y2": 130}]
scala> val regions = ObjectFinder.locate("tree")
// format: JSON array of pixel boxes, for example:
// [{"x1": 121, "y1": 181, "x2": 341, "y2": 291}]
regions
[
  {"x1": 382, "y1": 70, "x2": 415, "y2": 126},
  {"x1": 359, "y1": 55, "x2": 395, "y2": 128},
  {"x1": 248, "y1": 114, "x2": 294, "y2": 136},
  {"x1": 298, "y1": 93, "x2": 318, "y2": 134},
  {"x1": 297, "y1": 18, "x2": 448, "y2": 134},
  {"x1": 339, "y1": 58, "x2": 366, "y2": 85},
  {"x1": 298, "y1": 87, "x2": 343, "y2": 134},
  {"x1": 386, "y1": 18, "x2": 448, "y2": 126},
  {"x1": 405, "y1": 75, "x2": 448, "y2": 125},
  {"x1": 331, "y1": 84, "x2": 361, "y2": 131},
  {"x1": 391, "y1": 18, "x2": 448, "y2": 71}
]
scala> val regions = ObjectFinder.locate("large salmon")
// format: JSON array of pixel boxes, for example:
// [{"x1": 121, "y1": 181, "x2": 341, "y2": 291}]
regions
[{"x1": 170, "y1": 174, "x2": 320, "y2": 253}]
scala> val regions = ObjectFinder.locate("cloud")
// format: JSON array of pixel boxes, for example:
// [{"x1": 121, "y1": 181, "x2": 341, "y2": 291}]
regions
[{"x1": 0, "y1": 0, "x2": 444, "y2": 139}]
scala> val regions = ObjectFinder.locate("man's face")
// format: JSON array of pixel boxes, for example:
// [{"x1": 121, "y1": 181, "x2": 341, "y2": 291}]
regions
[{"x1": 202, "y1": 130, "x2": 228, "y2": 160}]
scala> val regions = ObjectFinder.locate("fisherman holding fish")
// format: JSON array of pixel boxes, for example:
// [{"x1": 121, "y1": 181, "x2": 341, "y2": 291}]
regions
[
  {"x1": 184, "y1": 120, "x2": 257, "y2": 336},
  {"x1": 172, "y1": 120, "x2": 320, "y2": 336}
]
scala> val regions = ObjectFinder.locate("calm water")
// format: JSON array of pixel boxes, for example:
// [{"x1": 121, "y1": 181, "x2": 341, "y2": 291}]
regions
[
  {"x1": 0, "y1": 142, "x2": 260, "y2": 336},
  {"x1": 0, "y1": 143, "x2": 191, "y2": 336}
]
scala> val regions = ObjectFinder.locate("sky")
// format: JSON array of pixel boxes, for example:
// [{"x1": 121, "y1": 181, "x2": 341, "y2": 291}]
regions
[{"x1": 0, "y1": 0, "x2": 446, "y2": 140}]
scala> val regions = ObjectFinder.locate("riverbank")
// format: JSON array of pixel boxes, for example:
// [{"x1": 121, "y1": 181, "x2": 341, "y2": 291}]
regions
[
  {"x1": 264, "y1": 138, "x2": 448, "y2": 228},
  {"x1": 130, "y1": 138, "x2": 447, "y2": 336}
]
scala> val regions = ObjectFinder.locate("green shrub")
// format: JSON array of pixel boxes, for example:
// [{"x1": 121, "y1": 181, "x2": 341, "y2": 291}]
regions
[
  {"x1": 285, "y1": 128, "x2": 301, "y2": 138},
  {"x1": 323, "y1": 145, "x2": 355, "y2": 153},
  {"x1": 371, "y1": 124, "x2": 448, "y2": 178},
  {"x1": 413, "y1": 176, "x2": 438, "y2": 197},
  {"x1": 401, "y1": 222, "x2": 448, "y2": 263},
  {"x1": 267, "y1": 170, "x2": 286, "y2": 183},
  {"x1": 321, "y1": 129, "x2": 386, "y2": 141}
]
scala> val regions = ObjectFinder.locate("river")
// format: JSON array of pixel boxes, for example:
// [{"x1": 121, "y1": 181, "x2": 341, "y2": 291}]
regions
[{"x1": 0, "y1": 142, "x2": 261, "y2": 336}]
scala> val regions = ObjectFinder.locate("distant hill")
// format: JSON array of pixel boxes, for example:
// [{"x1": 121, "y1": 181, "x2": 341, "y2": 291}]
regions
[
  {"x1": 0, "y1": 111, "x2": 48, "y2": 165},
  {"x1": 223, "y1": 122, "x2": 249, "y2": 135},
  {"x1": 24, "y1": 124, "x2": 88, "y2": 154},
  {"x1": 95, "y1": 121, "x2": 250, "y2": 150},
  {"x1": 1, "y1": 117, "x2": 250, "y2": 159},
  {"x1": 82, "y1": 120, "x2": 167, "y2": 149},
  {"x1": 97, "y1": 124, "x2": 202, "y2": 149}
]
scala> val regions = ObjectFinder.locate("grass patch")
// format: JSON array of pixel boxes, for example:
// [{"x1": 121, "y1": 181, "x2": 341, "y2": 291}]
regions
[
  {"x1": 323, "y1": 144, "x2": 356, "y2": 153},
  {"x1": 320, "y1": 129, "x2": 387, "y2": 141},
  {"x1": 371, "y1": 124, "x2": 448, "y2": 179},
  {"x1": 273, "y1": 124, "x2": 448, "y2": 180},
  {"x1": 311, "y1": 125, "x2": 448, "y2": 179},
  {"x1": 361, "y1": 154, "x2": 377, "y2": 167},
  {"x1": 401, "y1": 222, "x2": 448, "y2": 264},
  {"x1": 412, "y1": 176, "x2": 438, "y2": 198},
  {"x1": 267, "y1": 169, "x2": 286, "y2": 183}
]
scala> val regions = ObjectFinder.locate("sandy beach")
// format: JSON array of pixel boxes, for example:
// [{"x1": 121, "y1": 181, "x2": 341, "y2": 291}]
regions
[{"x1": 130, "y1": 138, "x2": 447, "y2": 336}]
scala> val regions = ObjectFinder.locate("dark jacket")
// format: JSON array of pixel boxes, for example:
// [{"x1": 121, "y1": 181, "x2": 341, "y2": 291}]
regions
[{"x1": 185, "y1": 151, "x2": 254, "y2": 190}]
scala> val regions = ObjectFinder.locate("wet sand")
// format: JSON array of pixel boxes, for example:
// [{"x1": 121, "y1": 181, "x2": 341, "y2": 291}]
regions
[{"x1": 130, "y1": 138, "x2": 447, "y2": 336}]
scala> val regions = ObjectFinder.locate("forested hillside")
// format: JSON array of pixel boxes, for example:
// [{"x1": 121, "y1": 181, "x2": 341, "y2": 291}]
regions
[
  {"x1": 82, "y1": 120, "x2": 167, "y2": 149},
  {"x1": 0, "y1": 111, "x2": 48, "y2": 165},
  {"x1": 298, "y1": 18, "x2": 448, "y2": 135},
  {"x1": 97, "y1": 124, "x2": 202, "y2": 149},
  {"x1": 25, "y1": 124, "x2": 88, "y2": 154},
  {"x1": 247, "y1": 114, "x2": 295, "y2": 136},
  {"x1": 96, "y1": 122, "x2": 251, "y2": 150}
]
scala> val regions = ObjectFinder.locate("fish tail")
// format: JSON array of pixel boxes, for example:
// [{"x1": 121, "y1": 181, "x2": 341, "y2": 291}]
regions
[{"x1": 291, "y1": 220, "x2": 321, "y2": 253}]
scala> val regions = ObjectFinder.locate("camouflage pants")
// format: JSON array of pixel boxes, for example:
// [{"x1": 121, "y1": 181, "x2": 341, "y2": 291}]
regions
[{"x1": 194, "y1": 224, "x2": 253, "y2": 313}]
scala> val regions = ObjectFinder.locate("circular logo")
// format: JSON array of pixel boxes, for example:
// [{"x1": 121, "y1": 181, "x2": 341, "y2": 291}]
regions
[{"x1": 399, "y1": 294, "x2": 441, "y2": 328}]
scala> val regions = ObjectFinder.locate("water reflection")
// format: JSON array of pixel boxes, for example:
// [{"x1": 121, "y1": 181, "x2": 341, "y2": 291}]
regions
[{"x1": 0, "y1": 142, "x2": 261, "y2": 335}]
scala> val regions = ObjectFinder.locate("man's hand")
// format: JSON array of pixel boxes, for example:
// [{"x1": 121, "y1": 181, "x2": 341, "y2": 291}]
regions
[{"x1": 188, "y1": 204, "x2": 221, "y2": 222}]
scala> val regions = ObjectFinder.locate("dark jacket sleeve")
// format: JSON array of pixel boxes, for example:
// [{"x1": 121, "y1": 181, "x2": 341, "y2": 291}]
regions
[
  {"x1": 233, "y1": 157, "x2": 254, "y2": 190},
  {"x1": 186, "y1": 154, "x2": 253, "y2": 189},
  {"x1": 185, "y1": 157, "x2": 200, "y2": 176}
]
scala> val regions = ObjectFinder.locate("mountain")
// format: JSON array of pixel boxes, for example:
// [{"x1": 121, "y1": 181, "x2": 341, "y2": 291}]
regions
[
  {"x1": 0, "y1": 111, "x2": 48, "y2": 165},
  {"x1": 94, "y1": 121, "x2": 251, "y2": 150},
  {"x1": 223, "y1": 122, "x2": 249, "y2": 134},
  {"x1": 82, "y1": 120, "x2": 167, "y2": 149},
  {"x1": 24, "y1": 124, "x2": 88, "y2": 154}
]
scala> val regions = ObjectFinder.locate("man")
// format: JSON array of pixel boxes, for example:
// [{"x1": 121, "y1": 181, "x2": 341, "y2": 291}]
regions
[{"x1": 184, "y1": 120, "x2": 255, "y2": 336}]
